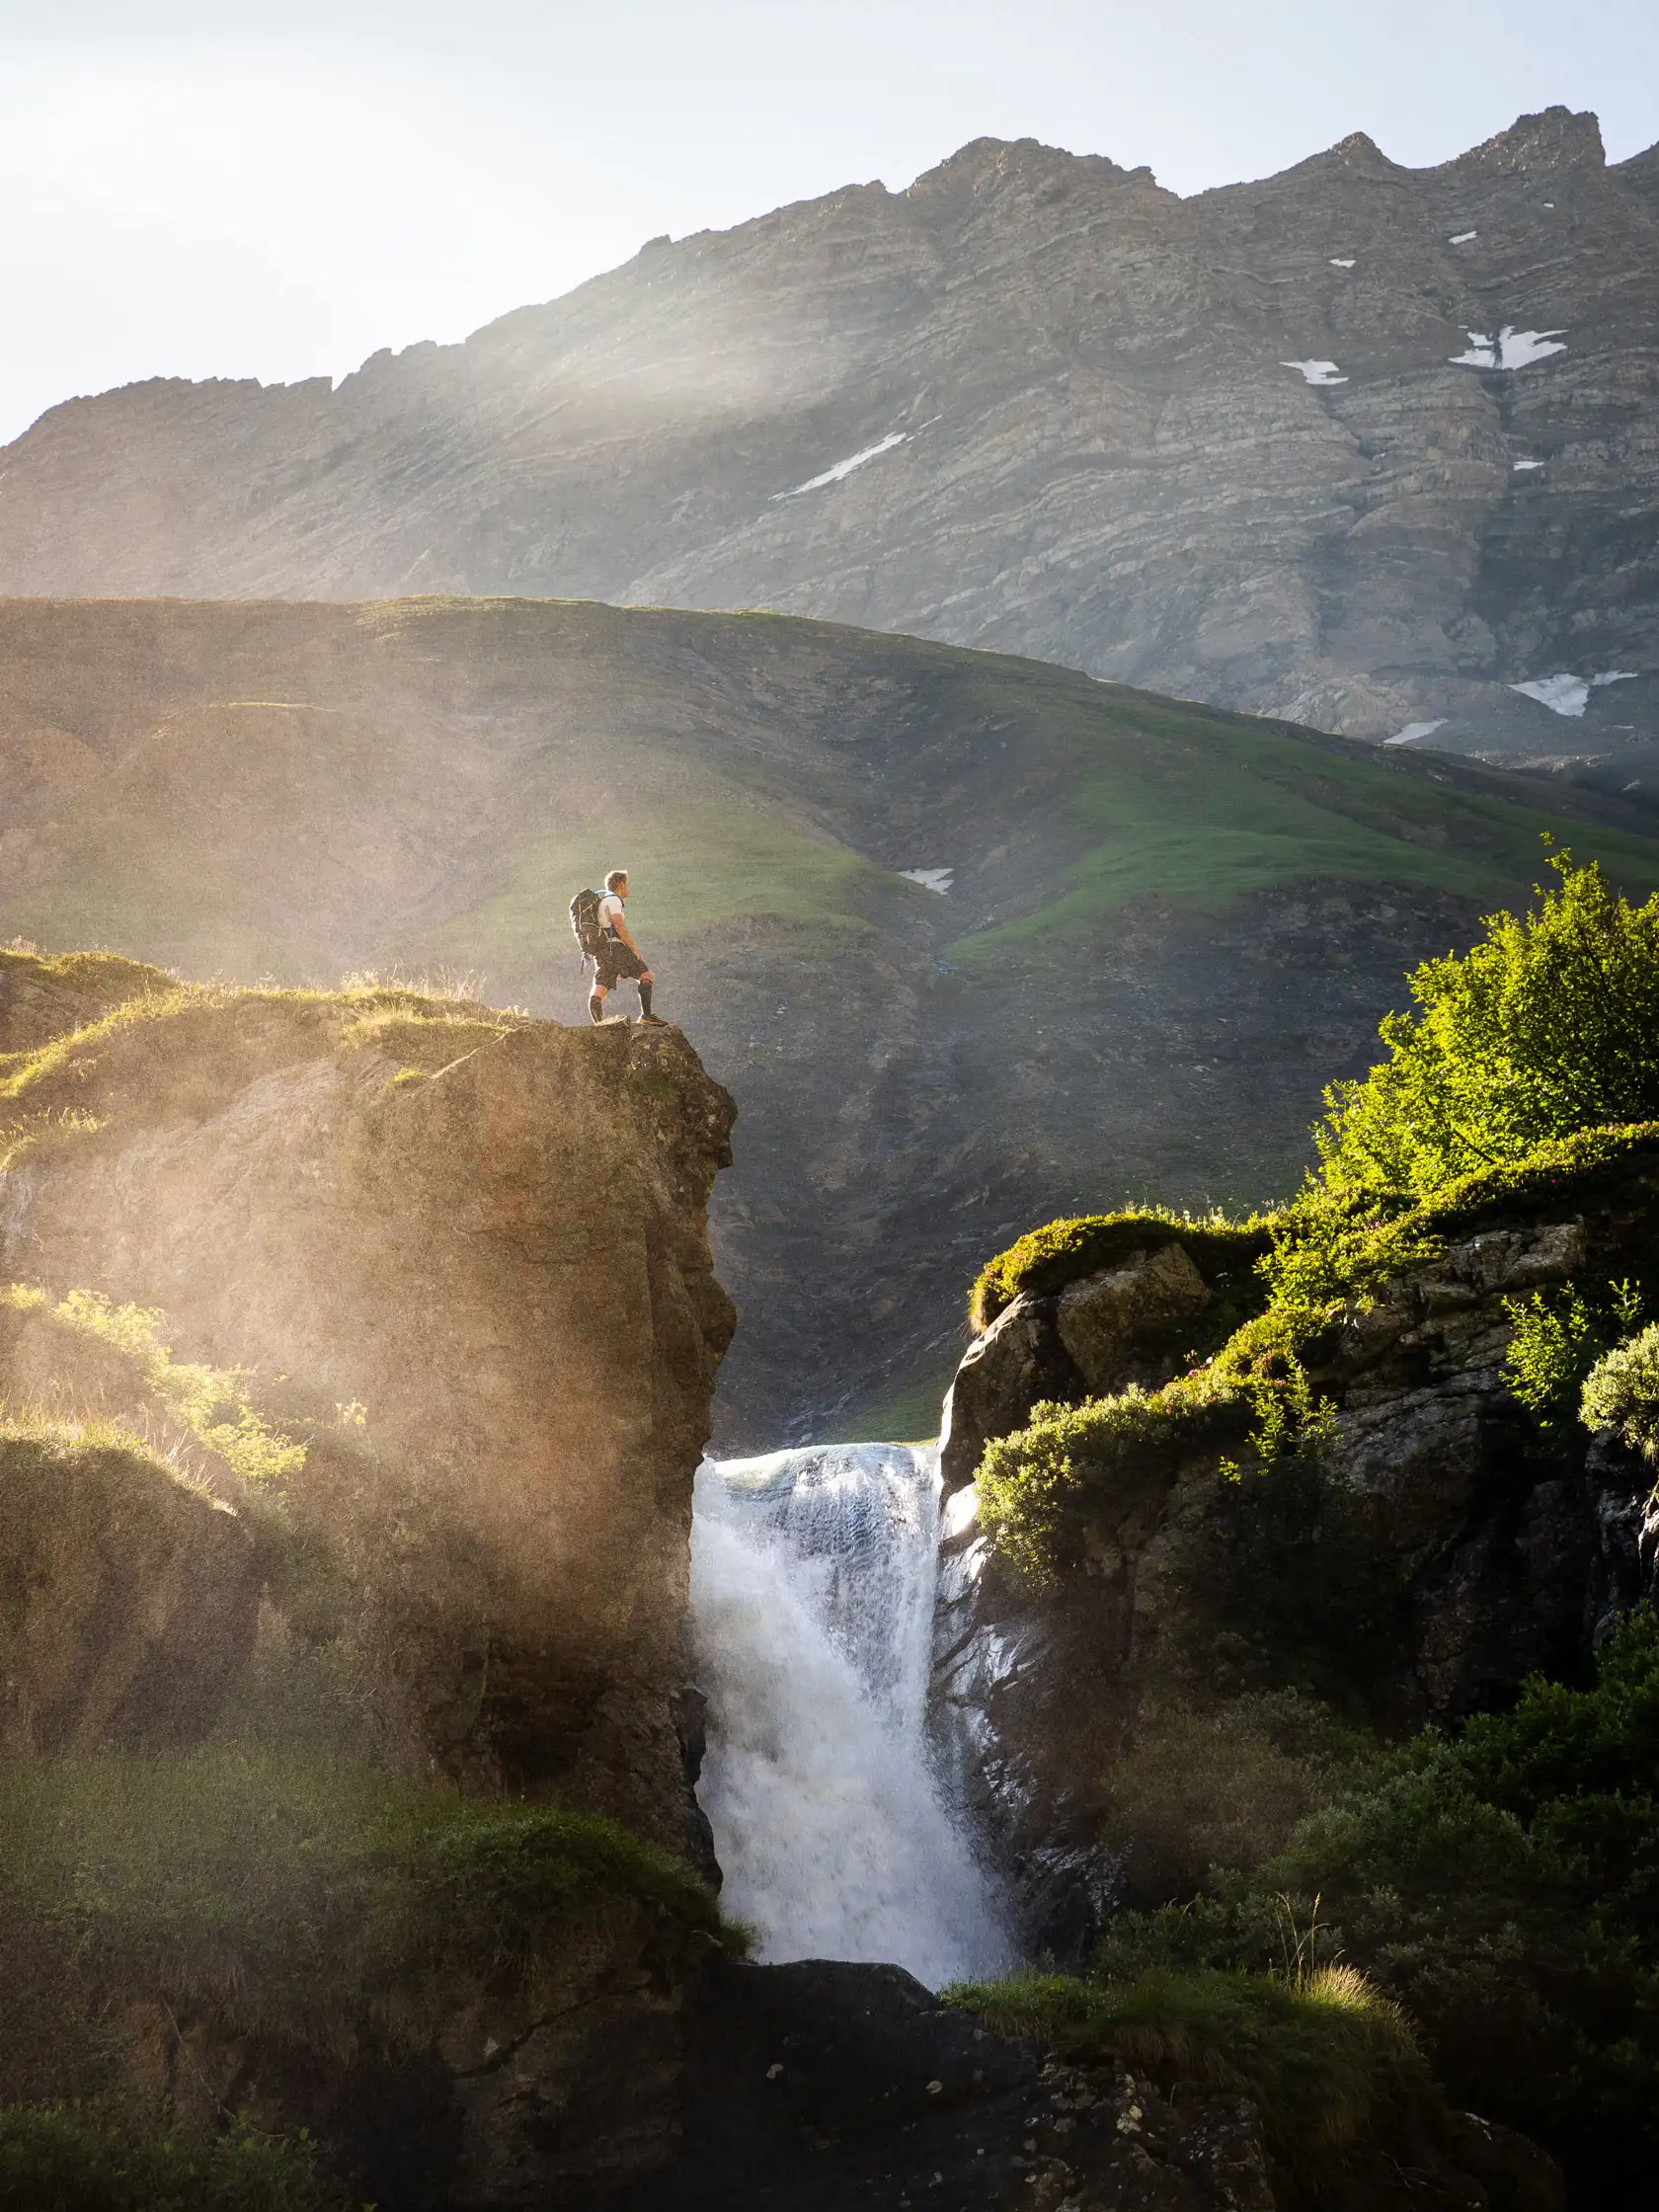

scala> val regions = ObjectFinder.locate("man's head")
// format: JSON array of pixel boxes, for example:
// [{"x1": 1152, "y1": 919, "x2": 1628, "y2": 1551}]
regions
[{"x1": 604, "y1": 868, "x2": 629, "y2": 899}]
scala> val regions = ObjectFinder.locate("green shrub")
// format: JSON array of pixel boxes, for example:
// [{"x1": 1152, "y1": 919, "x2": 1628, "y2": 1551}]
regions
[
  {"x1": 946, "y1": 1960, "x2": 1435, "y2": 2195},
  {"x1": 1096, "y1": 1693, "x2": 1379, "y2": 1904},
  {"x1": 0, "y1": 2103, "x2": 338, "y2": 2212},
  {"x1": 1504, "y1": 1279, "x2": 1642, "y2": 1429},
  {"x1": 1093, "y1": 1610, "x2": 1659, "y2": 2199},
  {"x1": 1581, "y1": 1321, "x2": 1659, "y2": 1461},
  {"x1": 1315, "y1": 851, "x2": 1659, "y2": 1199},
  {"x1": 976, "y1": 1372, "x2": 1245, "y2": 1583}
]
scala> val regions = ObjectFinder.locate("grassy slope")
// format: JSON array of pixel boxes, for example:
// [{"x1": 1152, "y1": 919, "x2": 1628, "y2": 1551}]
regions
[{"x1": 7, "y1": 598, "x2": 1658, "y2": 988}]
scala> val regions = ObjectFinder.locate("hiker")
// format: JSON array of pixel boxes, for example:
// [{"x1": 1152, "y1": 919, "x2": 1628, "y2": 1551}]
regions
[{"x1": 579, "y1": 869, "x2": 668, "y2": 1027}]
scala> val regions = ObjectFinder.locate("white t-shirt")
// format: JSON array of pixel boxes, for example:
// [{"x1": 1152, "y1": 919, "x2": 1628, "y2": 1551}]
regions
[{"x1": 597, "y1": 891, "x2": 624, "y2": 935}]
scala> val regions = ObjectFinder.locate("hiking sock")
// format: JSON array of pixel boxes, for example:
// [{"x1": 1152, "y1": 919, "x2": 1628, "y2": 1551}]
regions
[
  {"x1": 589, "y1": 990, "x2": 604, "y2": 1024},
  {"x1": 638, "y1": 978, "x2": 654, "y2": 1018}
]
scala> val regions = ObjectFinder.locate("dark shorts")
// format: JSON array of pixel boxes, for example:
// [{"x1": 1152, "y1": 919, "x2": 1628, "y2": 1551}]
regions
[{"x1": 594, "y1": 938, "x2": 647, "y2": 988}]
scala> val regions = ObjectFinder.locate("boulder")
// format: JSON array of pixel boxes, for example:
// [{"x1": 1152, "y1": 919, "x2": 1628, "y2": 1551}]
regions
[
  {"x1": 938, "y1": 1292, "x2": 1084, "y2": 1496},
  {"x1": 1056, "y1": 1241, "x2": 1211, "y2": 1395}
]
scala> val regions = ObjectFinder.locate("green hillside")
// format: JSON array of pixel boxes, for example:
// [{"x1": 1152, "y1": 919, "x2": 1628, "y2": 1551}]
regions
[{"x1": 5, "y1": 594, "x2": 1658, "y2": 1439}]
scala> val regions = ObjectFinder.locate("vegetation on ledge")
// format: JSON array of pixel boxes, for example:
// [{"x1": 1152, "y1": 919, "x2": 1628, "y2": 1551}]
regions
[
  {"x1": 0, "y1": 1745, "x2": 739, "y2": 2065},
  {"x1": 947, "y1": 1958, "x2": 1440, "y2": 2202},
  {"x1": 974, "y1": 856, "x2": 1659, "y2": 1583},
  {"x1": 1092, "y1": 1609, "x2": 1659, "y2": 2201}
]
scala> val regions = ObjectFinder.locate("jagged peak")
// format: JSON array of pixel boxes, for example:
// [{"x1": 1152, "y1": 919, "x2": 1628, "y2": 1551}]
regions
[
  {"x1": 1436, "y1": 105, "x2": 1606, "y2": 177},
  {"x1": 904, "y1": 134, "x2": 1153, "y2": 210}
]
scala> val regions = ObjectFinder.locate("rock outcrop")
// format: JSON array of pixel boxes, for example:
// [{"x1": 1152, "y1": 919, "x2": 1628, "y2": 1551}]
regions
[
  {"x1": 934, "y1": 1150, "x2": 1659, "y2": 1957},
  {"x1": 1, "y1": 979, "x2": 736, "y2": 1855},
  {"x1": 1, "y1": 111, "x2": 1654, "y2": 762},
  {"x1": 0, "y1": 963, "x2": 741, "y2": 2204}
]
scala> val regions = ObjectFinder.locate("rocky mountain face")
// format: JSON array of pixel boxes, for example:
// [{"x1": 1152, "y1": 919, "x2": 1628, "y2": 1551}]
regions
[
  {"x1": 931, "y1": 1148, "x2": 1659, "y2": 1962},
  {"x1": 7, "y1": 598, "x2": 1659, "y2": 1442},
  {"x1": 0, "y1": 109, "x2": 1654, "y2": 768}
]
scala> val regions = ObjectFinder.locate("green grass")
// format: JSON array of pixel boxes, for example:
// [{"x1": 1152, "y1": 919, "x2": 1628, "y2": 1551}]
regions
[
  {"x1": 424, "y1": 785, "x2": 921, "y2": 976},
  {"x1": 947, "y1": 1960, "x2": 1437, "y2": 2192},
  {"x1": 3, "y1": 1286, "x2": 306, "y2": 1491},
  {"x1": 0, "y1": 1747, "x2": 740, "y2": 2061},
  {"x1": 0, "y1": 2103, "x2": 339, "y2": 2212},
  {"x1": 942, "y1": 688, "x2": 1659, "y2": 969},
  {"x1": 969, "y1": 1205, "x2": 1276, "y2": 1332}
]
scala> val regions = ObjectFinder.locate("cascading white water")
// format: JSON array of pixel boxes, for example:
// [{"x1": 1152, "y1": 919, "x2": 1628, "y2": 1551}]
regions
[{"x1": 689, "y1": 1442, "x2": 1010, "y2": 1990}]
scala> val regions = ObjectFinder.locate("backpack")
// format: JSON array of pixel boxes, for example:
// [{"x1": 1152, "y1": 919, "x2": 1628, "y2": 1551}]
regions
[{"x1": 570, "y1": 887, "x2": 607, "y2": 960}]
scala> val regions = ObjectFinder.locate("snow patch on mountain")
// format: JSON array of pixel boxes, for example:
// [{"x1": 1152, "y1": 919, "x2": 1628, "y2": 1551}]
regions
[
  {"x1": 899, "y1": 867, "x2": 954, "y2": 894},
  {"x1": 1453, "y1": 328, "x2": 1567, "y2": 370},
  {"x1": 1384, "y1": 720, "x2": 1448, "y2": 747},
  {"x1": 776, "y1": 432, "x2": 910, "y2": 499},
  {"x1": 1282, "y1": 359, "x2": 1348, "y2": 386}
]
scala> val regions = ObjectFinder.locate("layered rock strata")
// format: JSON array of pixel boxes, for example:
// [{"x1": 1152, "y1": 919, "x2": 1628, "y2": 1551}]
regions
[{"x1": 1, "y1": 111, "x2": 1654, "y2": 760}]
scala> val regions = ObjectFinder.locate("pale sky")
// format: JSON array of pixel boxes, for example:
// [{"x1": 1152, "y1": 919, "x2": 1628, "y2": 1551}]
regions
[{"x1": 2, "y1": 0, "x2": 1656, "y2": 444}]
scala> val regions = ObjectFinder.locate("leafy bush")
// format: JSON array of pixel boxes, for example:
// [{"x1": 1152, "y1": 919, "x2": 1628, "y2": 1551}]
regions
[
  {"x1": 1093, "y1": 1609, "x2": 1659, "y2": 2199},
  {"x1": 0, "y1": 2103, "x2": 338, "y2": 2212},
  {"x1": 1504, "y1": 1279, "x2": 1642, "y2": 1429},
  {"x1": 977, "y1": 1372, "x2": 1244, "y2": 1583},
  {"x1": 1095, "y1": 1693, "x2": 1378, "y2": 1904},
  {"x1": 1580, "y1": 1321, "x2": 1659, "y2": 1461},
  {"x1": 1315, "y1": 851, "x2": 1659, "y2": 1199},
  {"x1": 946, "y1": 1960, "x2": 1436, "y2": 2197}
]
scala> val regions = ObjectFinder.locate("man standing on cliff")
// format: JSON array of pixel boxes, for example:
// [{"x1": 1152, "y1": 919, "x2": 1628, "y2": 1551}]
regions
[{"x1": 590, "y1": 869, "x2": 668, "y2": 1027}]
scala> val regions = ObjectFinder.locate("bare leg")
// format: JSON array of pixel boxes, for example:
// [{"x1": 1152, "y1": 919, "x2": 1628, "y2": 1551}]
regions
[{"x1": 589, "y1": 982, "x2": 607, "y2": 1023}]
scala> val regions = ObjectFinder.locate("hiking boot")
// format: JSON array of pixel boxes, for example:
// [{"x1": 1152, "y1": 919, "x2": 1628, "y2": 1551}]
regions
[{"x1": 635, "y1": 1013, "x2": 672, "y2": 1028}]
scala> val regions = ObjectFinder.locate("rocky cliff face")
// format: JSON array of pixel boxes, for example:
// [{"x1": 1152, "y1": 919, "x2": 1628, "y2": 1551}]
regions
[
  {"x1": 0, "y1": 960, "x2": 743, "y2": 2202},
  {"x1": 0, "y1": 967, "x2": 736, "y2": 1850},
  {"x1": 933, "y1": 1153, "x2": 1659, "y2": 1957},
  {"x1": 0, "y1": 109, "x2": 1653, "y2": 764}
]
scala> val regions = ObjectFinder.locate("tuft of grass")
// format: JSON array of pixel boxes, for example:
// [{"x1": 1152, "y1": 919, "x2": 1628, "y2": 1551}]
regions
[
  {"x1": 947, "y1": 1960, "x2": 1433, "y2": 2185},
  {"x1": 4, "y1": 1286, "x2": 305, "y2": 1490}
]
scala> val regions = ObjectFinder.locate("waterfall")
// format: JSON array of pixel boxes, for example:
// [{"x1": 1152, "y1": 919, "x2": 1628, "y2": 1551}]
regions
[{"x1": 689, "y1": 1442, "x2": 1010, "y2": 1989}]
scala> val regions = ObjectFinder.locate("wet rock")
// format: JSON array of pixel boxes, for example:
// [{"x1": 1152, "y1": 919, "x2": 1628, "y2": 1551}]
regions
[{"x1": 940, "y1": 1293, "x2": 1085, "y2": 1496}]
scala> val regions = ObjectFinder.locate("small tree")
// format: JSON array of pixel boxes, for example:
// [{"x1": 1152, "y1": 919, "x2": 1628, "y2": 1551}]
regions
[{"x1": 1315, "y1": 851, "x2": 1659, "y2": 1197}]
